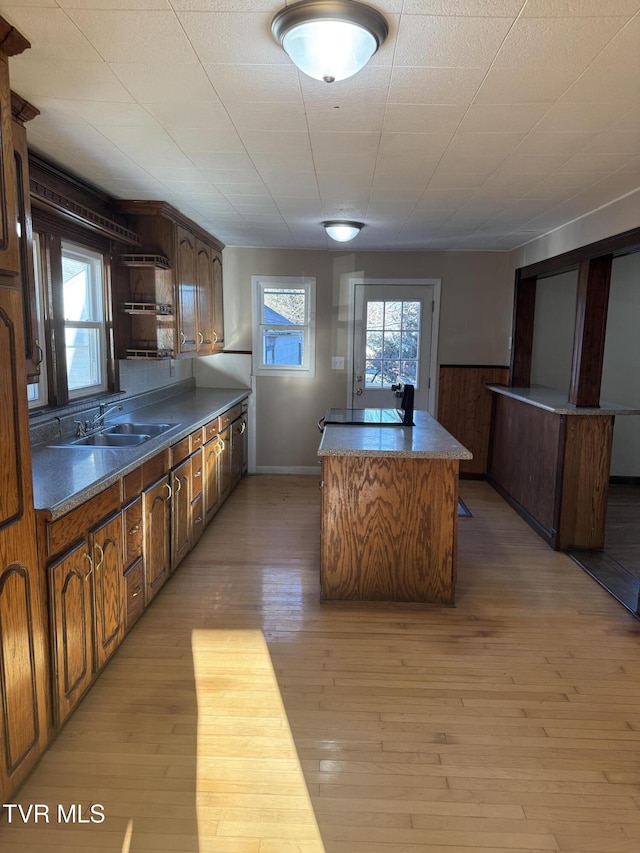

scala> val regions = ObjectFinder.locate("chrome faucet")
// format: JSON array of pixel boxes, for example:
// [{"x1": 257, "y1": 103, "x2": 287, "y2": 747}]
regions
[{"x1": 74, "y1": 403, "x2": 123, "y2": 437}]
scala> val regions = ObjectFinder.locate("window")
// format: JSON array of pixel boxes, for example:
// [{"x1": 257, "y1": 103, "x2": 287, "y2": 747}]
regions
[
  {"x1": 252, "y1": 276, "x2": 316, "y2": 376},
  {"x1": 365, "y1": 299, "x2": 421, "y2": 389},
  {"x1": 27, "y1": 230, "x2": 112, "y2": 409},
  {"x1": 61, "y1": 242, "x2": 107, "y2": 398}
]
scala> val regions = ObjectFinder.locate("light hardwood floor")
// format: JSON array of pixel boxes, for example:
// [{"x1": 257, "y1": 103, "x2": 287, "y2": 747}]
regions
[{"x1": 2, "y1": 476, "x2": 640, "y2": 852}]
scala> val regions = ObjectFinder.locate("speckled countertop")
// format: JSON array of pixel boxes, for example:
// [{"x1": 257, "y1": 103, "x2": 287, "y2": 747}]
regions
[
  {"x1": 317, "y1": 410, "x2": 472, "y2": 459},
  {"x1": 31, "y1": 387, "x2": 249, "y2": 519},
  {"x1": 487, "y1": 384, "x2": 640, "y2": 415}
]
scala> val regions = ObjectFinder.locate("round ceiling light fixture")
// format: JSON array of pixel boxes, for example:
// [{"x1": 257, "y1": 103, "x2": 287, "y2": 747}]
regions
[
  {"x1": 271, "y1": 0, "x2": 389, "y2": 84},
  {"x1": 323, "y1": 220, "x2": 364, "y2": 242}
]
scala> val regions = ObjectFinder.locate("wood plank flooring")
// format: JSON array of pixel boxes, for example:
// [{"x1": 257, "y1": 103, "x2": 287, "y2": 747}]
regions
[{"x1": 2, "y1": 476, "x2": 640, "y2": 853}]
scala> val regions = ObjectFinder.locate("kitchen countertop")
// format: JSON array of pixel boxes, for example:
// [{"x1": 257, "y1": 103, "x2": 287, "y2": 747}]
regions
[
  {"x1": 31, "y1": 387, "x2": 249, "y2": 519},
  {"x1": 317, "y1": 409, "x2": 472, "y2": 459},
  {"x1": 487, "y1": 384, "x2": 640, "y2": 415}
]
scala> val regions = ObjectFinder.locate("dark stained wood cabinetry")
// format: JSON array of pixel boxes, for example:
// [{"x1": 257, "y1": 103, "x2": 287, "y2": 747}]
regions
[
  {"x1": 143, "y1": 475, "x2": 171, "y2": 604},
  {"x1": 113, "y1": 201, "x2": 224, "y2": 360},
  {"x1": 91, "y1": 512, "x2": 124, "y2": 671},
  {"x1": 0, "y1": 23, "x2": 50, "y2": 803},
  {"x1": 171, "y1": 456, "x2": 192, "y2": 569}
]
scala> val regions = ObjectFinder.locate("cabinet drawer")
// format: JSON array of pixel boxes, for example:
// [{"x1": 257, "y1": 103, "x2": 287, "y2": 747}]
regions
[
  {"x1": 124, "y1": 558, "x2": 144, "y2": 631},
  {"x1": 123, "y1": 497, "x2": 143, "y2": 568},
  {"x1": 218, "y1": 403, "x2": 243, "y2": 432},
  {"x1": 142, "y1": 450, "x2": 169, "y2": 489},
  {"x1": 46, "y1": 483, "x2": 121, "y2": 559},
  {"x1": 171, "y1": 436, "x2": 191, "y2": 467},
  {"x1": 204, "y1": 417, "x2": 219, "y2": 442},
  {"x1": 189, "y1": 427, "x2": 204, "y2": 453},
  {"x1": 191, "y1": 493, "x2": 204, "y2": 547},
  {"x1": 123, "y1": 466, "x2": 143, "y2": 504}
]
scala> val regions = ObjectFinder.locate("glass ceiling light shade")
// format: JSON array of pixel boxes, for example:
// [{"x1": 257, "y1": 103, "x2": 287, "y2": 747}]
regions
[
  {"x1": 323, "y1": 221, "x2": 364, "y2": 242},
  {"x1": 271, "y1": 0, "x2": 389, "y2": 83}
]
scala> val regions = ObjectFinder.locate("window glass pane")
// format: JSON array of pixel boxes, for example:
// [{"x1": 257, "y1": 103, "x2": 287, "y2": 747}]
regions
[
  {"x1": 26, "y1": 383, "x2": 38, "y2": 402},
  {"x1": 263, "y1": 288, "x2": 305, "y2": 325},
  {"x1": 365, "y1": 359, "x2": 382, "y2": 387},
  {"x1": 402, "y1": 301, "x2": 421, "y2": 330},
  {"x1": 401, "y1": 331, "x2": 418, "y2": 359},
  {"x1": 65, "y1": 326, "x2": 101, "y2": 390},
  {"x1": 365, "y1": 330, "x2": 383, "y2": 360},
  {"x1": 384, "y1": 301, "x2": 402, "y2": 330},
  {"x1": 262, "y1": 327, "x2": 305, "y2": 366},
  {"x1": 366, "y1": 301, "x2": 384, "y2": 329},
  {"x1": 400, "y1": 360, "x2": 418, "y2": 384},
  {"x1": 62, "y1": 256, "x2": 96, "y2": 322},
  {"x1": 383, "y1": 331, "x2": 401, "y2": 360},
  {"x1": 382, "y1": 361, "x2": 400, "y2": 386}
]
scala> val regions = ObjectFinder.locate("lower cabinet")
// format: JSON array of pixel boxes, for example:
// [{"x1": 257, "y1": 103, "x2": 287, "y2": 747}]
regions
[
  {"x1": 36, "y1": 397, "x2": 248, "y2": 740},
  {"x1": 48, "y1": 511, "x2": 124, "y2": 726}
]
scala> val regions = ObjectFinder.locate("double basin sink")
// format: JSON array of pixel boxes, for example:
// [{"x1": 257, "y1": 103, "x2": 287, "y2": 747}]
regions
[{"x1": 50, "y1": 422, "x2": 175, "y2": 449}]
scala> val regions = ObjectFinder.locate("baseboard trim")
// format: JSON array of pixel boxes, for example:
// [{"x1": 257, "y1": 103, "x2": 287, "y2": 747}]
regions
[
  {"x1": 488, "y1": 478, "x2": 557, "y2": 549},
  {"x1": 610, "y1": 475, "x2": 640, "y2": 486},
  {"x1": 256, "y1": 466, "x2": 320, "y2": 475}
]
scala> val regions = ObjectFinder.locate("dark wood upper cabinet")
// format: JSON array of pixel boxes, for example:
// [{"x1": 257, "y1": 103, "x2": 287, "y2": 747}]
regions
[{"x1": 113, "y1": 201, "x2": 224, "y2": 362}]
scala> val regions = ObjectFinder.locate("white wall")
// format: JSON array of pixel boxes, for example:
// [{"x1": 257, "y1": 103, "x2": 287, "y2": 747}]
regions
[
  {"x1": 530, "y1": 271, "x2": 578, "y2": 393},
  {"x1": 222, "y1": 247, "x2": 513, "y2": 469},
  {"x1": 601, "y1": 253, "x2": 640, "y2": 477}
]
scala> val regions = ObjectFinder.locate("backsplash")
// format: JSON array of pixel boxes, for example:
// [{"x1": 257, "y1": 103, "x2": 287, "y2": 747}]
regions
[{"x1": 119, "y1": 357, "x2": 193, "y2": 397}]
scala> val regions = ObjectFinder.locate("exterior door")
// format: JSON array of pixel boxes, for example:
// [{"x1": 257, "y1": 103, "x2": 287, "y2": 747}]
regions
[{"x1": 352, "y1": 282, "x2": 438, "y2": 412}]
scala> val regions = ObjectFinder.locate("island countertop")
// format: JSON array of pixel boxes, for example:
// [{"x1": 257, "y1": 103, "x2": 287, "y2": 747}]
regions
[
  {"x1": 317, "y1": 409, "x2": 472, "y2": 459},
  {"x1": 487, "y1": 384, "x2": 640, "y2": 416}
]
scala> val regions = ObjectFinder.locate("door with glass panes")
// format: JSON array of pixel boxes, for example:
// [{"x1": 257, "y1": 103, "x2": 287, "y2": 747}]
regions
[{"x1": 352, "y1": 283, "x2": 437, "y2": 412}]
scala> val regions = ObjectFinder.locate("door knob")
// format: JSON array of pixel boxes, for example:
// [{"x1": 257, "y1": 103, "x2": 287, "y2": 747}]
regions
[{"x1": 354, "y1": 387, "x2": 363, "y2": 396}]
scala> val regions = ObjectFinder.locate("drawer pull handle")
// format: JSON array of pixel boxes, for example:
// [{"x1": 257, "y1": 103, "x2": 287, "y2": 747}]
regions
[
  {"x1": 194, "y1": 516, "x2": 202, "y2": 524},
  {"x1": 132, "y1": 587, "x2": 142, "y2": 598},
  {"x1": 84, "y1": 552, "x2": 93, "y2": 578},
  {"x1": 128, "y1": 524, "x2": 140, "y2": 535},
  {"x1": 194, "y1": 470, "x2": 202, "y2": 478}
]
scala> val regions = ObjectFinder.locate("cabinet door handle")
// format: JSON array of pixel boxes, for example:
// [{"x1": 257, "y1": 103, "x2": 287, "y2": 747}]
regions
[
  {"x1": 174, "y1": 477, "x2": 182, "y2": 494},
  {"x1": 94, "y1": 542, "x2": 104, "y2": 571},
  {"x1": 194, "y1": 516, "x2": 202, "y2": 524},
  {"x1": 84, "y1": 552, "x2": 94, "y2": 578},
  {"x1": 165, "y1": 482, "x2": 173, "y2": 501},
  {"x1": 132, "y1": 587, "x2": 142, "y2": 598},
  {"x1": 33, "y1": 340, "x2": 43, "y2": 366},
  {"x1": 128, "y1": 524, "x2": 140, "y2": 535},
  {"x1": 194, "y1": 469, "x2": 202, "y2": 478},
  {"x1": 213, "y1": 332, "x2": 218, "y2": 344},
  {"x1": 180, "y1": 331, "x2": 186, "y2": 345},
  {"x1": 198, "y1": 331, "x2": 204, "y2": 344},
  {"x1": 239, "y1": 420, "x2": 246, "y2": 435}
]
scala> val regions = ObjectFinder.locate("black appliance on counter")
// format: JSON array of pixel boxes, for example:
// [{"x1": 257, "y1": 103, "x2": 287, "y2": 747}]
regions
[{"x1": 318, "y1": 383, "x2": 415, "y2": 431}]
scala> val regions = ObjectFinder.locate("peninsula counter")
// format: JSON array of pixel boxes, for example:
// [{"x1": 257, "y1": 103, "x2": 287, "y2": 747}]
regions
[{"x1": 317, "y1": 411, "x2": 472, "y2": 605}]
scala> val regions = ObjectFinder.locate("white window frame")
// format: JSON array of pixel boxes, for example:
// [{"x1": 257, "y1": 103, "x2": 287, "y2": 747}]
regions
[
  {"x1": 252, "y1": 275, "x2": 316, "y2": 377},
  {"x1": 61, "y1": 241, "x2": 108, "y2": 400}
]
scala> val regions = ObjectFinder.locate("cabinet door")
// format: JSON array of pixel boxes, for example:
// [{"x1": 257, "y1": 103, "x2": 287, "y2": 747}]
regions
[
  {"x1": 171, "y1": 457, "x2": 191, "y2": 571},
  {"x1": 204, "y1": 439, "x2": 222, "y2": 524},
  {"x1": 212, "y1": 253, "x2": 224, "y2": 351},
  {"x1": 175, "y1": 227, "x2": 197, "y2": 354},
  {"x1": 12, "y1": 119, "x2": 40, "y2": 383},
  {"x1": 143, "y1": 475, "x2": 170, "y2": 604},
  {"x1": 91, "y1": 512, "x2": 124, "y2": 671},
  {"x1": 0, "y1": 55, "x2": 19, "y2": 275},
  {"x1": 49, "y1": 540, "x2": 93, "y2": 727},
  {"x1": 195, "y1": 239, "x2": 214, "y2": 354}
]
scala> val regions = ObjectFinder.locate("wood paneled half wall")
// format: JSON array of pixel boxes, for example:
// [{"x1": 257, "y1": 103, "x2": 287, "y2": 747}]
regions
[{"x1": 438, "y1": 365, "x2": 509, "y2": 477}]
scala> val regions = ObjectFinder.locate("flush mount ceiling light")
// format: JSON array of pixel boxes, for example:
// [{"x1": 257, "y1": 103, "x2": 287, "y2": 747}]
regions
[
  {"x1": 271, "y1": 0, "x2": 389, "y2": 83},
  {"x1": 323, "y1": 220, "x2": 364, "y2": 242}
]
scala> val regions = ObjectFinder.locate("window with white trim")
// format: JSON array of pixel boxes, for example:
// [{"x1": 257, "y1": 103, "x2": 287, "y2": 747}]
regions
[
  {"x1": 252, "y1": 276, "x2": 316, "y2": 376},
  {"x1": 61, "y1": 242, "x2": 107, "y2": 398}
]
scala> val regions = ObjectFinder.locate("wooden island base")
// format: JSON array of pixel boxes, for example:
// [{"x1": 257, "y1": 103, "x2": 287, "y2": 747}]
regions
[{"x1": 320, "y1": 455, "x2": 459, "y2": 604}]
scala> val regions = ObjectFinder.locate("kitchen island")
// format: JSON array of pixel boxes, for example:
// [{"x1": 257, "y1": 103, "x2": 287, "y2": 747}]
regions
[{"x1": 318, "y1": 411, "x2": 472, "y2": 604}]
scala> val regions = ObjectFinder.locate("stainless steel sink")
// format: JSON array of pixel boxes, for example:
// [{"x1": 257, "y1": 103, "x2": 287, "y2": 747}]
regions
[
  {"x1": 103, "y1": 422, "x2": 173, "y2": 437},
  {"x1": 53, "y1": 433, "x2": 150, "y2": 448},
  {"x1": 48, "y1": 422, "x2": 175, "y2": 449}
]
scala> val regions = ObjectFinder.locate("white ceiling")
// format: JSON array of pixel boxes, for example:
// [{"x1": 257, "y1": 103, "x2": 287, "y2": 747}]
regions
[{"x1": 1, "y1": 0, "x2": 640, "y2": 251}]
